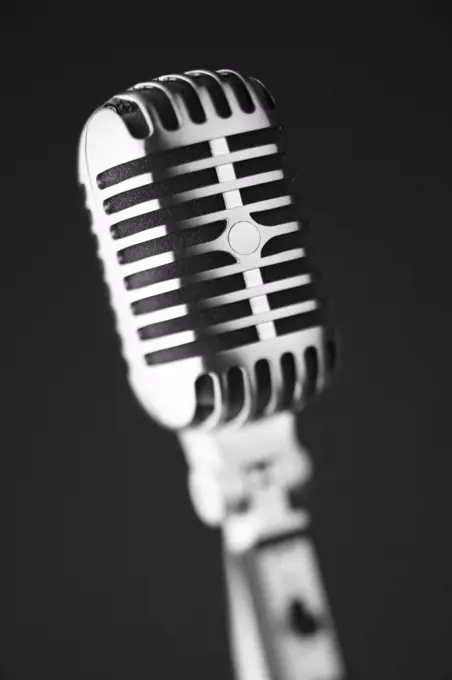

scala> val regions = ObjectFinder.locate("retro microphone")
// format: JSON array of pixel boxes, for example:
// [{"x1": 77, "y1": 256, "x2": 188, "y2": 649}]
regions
[{"x1": 78, "y1": 69, "x2": 346, "y2": 680}]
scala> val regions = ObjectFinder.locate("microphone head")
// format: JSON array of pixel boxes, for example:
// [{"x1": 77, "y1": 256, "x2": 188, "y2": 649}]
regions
[{"x1": 78, "y1": 70, "x2": 335, "y2": 430}]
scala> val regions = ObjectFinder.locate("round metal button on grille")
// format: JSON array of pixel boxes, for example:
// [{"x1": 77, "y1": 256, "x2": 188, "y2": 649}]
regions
[{"x1": 228, "y1": 221, "x2": 261, "y2": 255}]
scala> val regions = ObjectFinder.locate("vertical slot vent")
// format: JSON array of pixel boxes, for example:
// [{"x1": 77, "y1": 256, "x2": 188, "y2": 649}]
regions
[
  {"x1": 189, "y1": 72, "x2": 232, "y2": 118},
  {"x1": 280, "y1": 353, "x2": 296, "y2": 408},
  {"x1": 162, "y1": 78, "x2": 206, "y2": 123},
  {"x1": 225, "y1": 367, "x2": 245, "y2": 421},
  {"x1": 303, "y1": 346, "x2": 319, "y2": 399},
  {"x1": 255, "y1": 359, "x2": 272, "y2": 415},
  {"x1": 219, "y1": 71, "x2": 255, "y2": 113},
  {"x1": 133, "y1": 86, "x2": 179, "y2": 130},
  {"x1": 194, "y1": 373, "x2": 216, "y2": 424}
]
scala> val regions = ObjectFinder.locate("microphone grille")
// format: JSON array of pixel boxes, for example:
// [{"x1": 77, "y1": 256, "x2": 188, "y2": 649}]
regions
[{"x1": 79, "y1": 70, "x2": 335, "y2": 429}]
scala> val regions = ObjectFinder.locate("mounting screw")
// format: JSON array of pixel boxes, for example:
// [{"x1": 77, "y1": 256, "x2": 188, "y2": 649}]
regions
[{"x1": 288, "y1": 599, "x2": 320, "y2": 637}]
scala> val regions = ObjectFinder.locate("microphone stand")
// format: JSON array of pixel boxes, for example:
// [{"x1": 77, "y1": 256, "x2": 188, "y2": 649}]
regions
[{"x1": 181, "y1": 411, "x2": 345, "y2": 680}]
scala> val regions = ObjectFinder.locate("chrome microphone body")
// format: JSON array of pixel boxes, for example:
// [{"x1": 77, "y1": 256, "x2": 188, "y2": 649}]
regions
[{"x1": 79, "y1": 70, "x2": 346, "y2": 680}]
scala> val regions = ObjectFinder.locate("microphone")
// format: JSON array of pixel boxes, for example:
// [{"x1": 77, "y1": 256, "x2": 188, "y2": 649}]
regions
[{"x1": 79, "y1": 70, "x2": 346, "y2": 680}]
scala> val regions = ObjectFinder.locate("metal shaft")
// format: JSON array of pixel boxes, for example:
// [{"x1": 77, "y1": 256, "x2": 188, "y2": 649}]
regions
[{"x1": 181, "y1": 412, "x2": 345, "y2": 680}]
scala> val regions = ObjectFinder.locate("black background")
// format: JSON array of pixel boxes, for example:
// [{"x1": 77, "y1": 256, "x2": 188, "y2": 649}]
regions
[{"x1": 2, "y1": 13, "x2": 452, "y2": 679}]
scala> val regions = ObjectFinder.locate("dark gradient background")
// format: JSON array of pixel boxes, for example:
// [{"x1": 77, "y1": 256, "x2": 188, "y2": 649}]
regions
[{"x1": 2, "y1": 15, "x2": 452, "y2": 680}]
